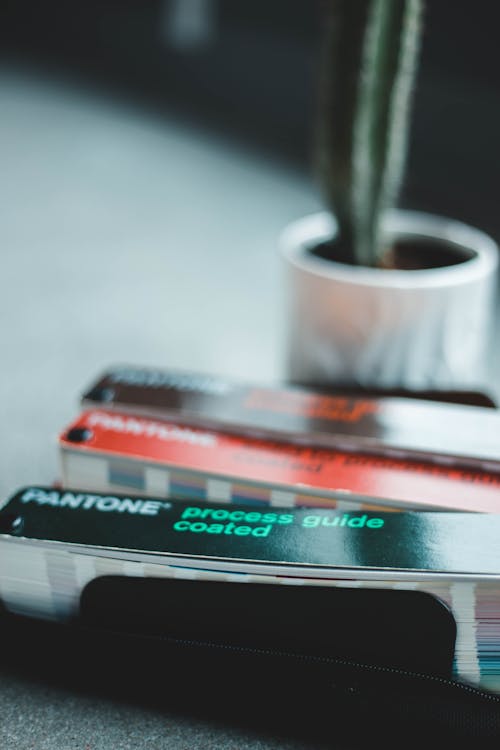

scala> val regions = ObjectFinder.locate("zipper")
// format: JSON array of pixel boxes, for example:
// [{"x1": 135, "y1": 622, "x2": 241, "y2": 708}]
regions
[{"x1": 84, "y1": 624, "x2": 500, "y2": 705}]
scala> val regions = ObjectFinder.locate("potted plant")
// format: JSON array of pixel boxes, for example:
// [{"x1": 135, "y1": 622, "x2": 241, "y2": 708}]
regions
[{"x1": 281, "y1": 0, "x2": 498, "y2": 390}]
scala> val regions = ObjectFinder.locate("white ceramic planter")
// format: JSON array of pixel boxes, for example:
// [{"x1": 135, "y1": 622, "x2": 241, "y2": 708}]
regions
[{"x1": 280, "y1": 210, "x2": 498, "y2": 389}]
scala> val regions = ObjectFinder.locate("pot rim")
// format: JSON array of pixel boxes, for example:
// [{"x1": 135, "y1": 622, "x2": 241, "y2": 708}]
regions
[{"x1": 280, "y1": 209, "x2": 498, "y2": 289}]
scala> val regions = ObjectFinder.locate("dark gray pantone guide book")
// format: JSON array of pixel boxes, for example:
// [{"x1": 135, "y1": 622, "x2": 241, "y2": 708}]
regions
[{"x1": 82, "y1": 366, "x2": 500, "y2": 470}]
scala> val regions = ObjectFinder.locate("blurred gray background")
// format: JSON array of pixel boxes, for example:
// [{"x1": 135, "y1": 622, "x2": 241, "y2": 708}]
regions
[{"x1": 0, "y1": 2, "x2": 499, "y2": 748}]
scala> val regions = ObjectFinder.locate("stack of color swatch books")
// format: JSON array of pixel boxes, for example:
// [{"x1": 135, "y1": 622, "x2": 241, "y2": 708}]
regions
[
  {"x1": 58, "y1": 365, "x2": 500, "y2": 513},
  {"x1": 4, "y1": 364, "x2": 500, "y2": 700}
]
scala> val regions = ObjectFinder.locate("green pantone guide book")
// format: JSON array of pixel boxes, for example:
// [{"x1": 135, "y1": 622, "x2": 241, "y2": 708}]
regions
[{"x1": 1, "y1": 486, "x2": 500, "y2": 694}]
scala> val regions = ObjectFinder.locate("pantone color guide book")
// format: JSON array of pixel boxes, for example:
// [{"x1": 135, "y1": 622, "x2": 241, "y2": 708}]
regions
[
  {"x1": 3, "y1": 486, "x2": 500, "y2": 694},
  {"x1": 82, "y1": 366, "x2": 500, "y2": 471},
  {"x1": 59, "y1": 409, "x2": 500, "y2": 512}
]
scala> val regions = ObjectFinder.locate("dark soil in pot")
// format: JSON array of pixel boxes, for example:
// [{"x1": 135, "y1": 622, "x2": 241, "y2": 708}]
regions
[{"x1": 311, "y1": 237, "x2": 476, "y2": 270}]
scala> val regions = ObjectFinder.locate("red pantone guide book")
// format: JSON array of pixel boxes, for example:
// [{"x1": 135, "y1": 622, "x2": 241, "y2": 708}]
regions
[{"x1": 59, "y1": 410, "x2": 500, "y2": 512}]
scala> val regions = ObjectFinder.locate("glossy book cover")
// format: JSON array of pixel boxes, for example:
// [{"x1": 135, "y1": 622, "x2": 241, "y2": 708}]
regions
[
  {"x1": 82, "y1": 366, "x2": 500, "y2": 470},
  {"x1": 60, "y1": 409, "x2": 500, "y2": 512}
]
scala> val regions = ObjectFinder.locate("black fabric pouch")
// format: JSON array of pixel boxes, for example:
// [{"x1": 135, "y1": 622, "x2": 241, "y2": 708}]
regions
[
  {"x1": 2, "y1": 576, "x2": 500, "y2": 748},
  {"x1": 6, "y1": 575, "x2": 497, "y2": 747}
]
